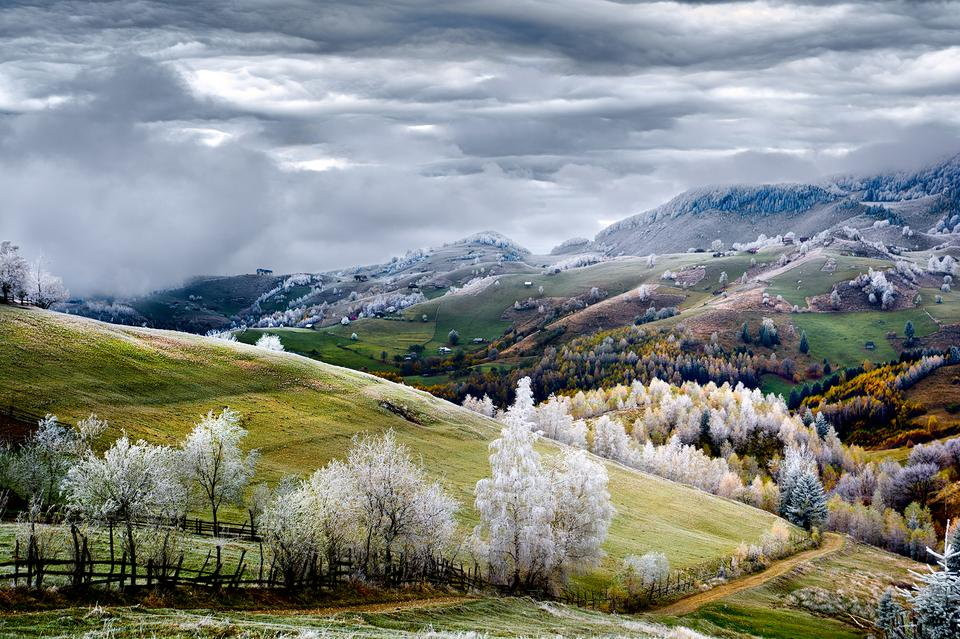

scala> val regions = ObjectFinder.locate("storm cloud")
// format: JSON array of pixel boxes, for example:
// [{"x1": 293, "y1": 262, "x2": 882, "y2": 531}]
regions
[{"x1": 1, "y1": 0, "x2": 959, "y2": 294}]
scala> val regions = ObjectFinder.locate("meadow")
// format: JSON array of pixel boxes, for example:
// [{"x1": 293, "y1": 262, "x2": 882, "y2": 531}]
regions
[{"x1": 0, "y1": 306, "x2": 787, "y2": 588}]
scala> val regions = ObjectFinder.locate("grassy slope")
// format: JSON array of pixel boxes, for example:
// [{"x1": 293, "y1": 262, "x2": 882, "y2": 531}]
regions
[
  {"x1": 0, "y1": 597, "x2": 712, "y2": 638},
  {"x1": 0, "y1": 306, "x2": 785, "y2": 586},
  {"x1": 661, "y1": 541, "x2": 921, "y2": 639}
]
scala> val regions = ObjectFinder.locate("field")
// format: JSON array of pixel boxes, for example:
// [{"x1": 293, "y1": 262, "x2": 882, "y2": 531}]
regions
[
  {"x1": 0, "y1": 596, "x2": 725, "y2": 638},
  {"x1": 0, "y1": 538, "x2": 920, "y2": 638},
  {"x1": 765, "y1": 254, "x2": 889, "y2": 307},
  {"x1": 662, "y1": 540, "x2": 920, "y2": 639},
  {"x1": 0, "y1": 306, "x2": 787, "y2": 587},
  {"x1": 790, "y1": 308, "x2": 939, "y2": 369}
]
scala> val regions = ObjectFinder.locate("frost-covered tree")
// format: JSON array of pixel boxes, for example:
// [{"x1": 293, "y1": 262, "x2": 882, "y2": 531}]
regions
[
  {"x1": 474, "y1": 406, "x2": 555, "y2": 590},
  {"x1": 830, "y1": 288, "x2": 841, "y2": 309},
  {"x1": 348, "y1": 430, "x2": 457, "y2": 567},
  {"x1": 6, "y1": 414, "x2": 103, "y2": 505},
  {"x1": 255, "y1": 334, "x2": 284, "y2": 351},
  {"x1": 260, "y1": 483, "x2": 316, "y2": 588},
  {"x1": 617, "y1": 552, "x2": 669, "y2": 595},
  {"x1": 877, "y1": 527, "x2": 960, "y2": 639},
  {"x1": 718, "y1": 271, "x2": 728, "y2": 287},
  {"x1": 778, "y1": 446, "x2": 816, "y2": 520},
  {"x1": 784, "y1": 472, "x2": 827, "y2": 530},
  {"x1": 549, "y1": 450, "x2": 614, "y2": 581},
  {"x1": 448, "y1": 329, "x2": 460, "y2": 345},
  {"x1": 0, "y1": 241, "x2": 27, "y2": 304},
  {"x1": 27, "y1": 259, "x2": 68, "y2": 309},
  {"x1": 180, "y1": 409, "x2": 259, "y2": 534},
  {"x1": 504, "y1": 376, "x2": 537, "y2": 430},
  {"x1": 590, "y1": 415, "x2": 632, "y2": 462},
  {"x1": 246, "y1": 482, "x2": 271, "y2": 535},
  {"x1": 535, "y1": 396, "x2": 587, "y2": 448},
  {"x1": 646, "y1": 253, "x2": 656, "y2": 268},
  {"x1": 63, "y1": 435, "x2": 184, "y2": 579},
  {"x1": 758, "y1": 317, "x2": 780, "y2": 347},
  {"x1": 300, "y1": 460, "x2": 361, "y2": 565},
  {"x1": 205, "y1": 329, "x2": 237, "y2": 342},
  {"x1": 463, "y1": 394, "x2": 497, "y2": 418}
]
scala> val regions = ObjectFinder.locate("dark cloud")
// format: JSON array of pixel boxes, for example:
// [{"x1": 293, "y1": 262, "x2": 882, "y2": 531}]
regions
[{"x1": 0, "y1": 0, "x2": 959, "y2": 294}]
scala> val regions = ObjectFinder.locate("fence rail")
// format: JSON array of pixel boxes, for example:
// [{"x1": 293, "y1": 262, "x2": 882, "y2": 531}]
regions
[{"x1": 0, "y1": 517, "x2": 816, "y2": 615}]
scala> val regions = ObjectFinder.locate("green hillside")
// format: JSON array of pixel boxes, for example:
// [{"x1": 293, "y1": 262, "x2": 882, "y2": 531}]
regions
[{"x1": 0, "y1": 305, "x2": 787, "y2": 586}]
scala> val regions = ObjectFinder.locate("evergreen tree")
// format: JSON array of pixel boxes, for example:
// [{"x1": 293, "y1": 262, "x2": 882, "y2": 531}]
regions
[
  {"x1": 904, "y1": 320, "x2": 916, "y2": 343},
  {"x1": 875, "y1": 589, "x2": 905, "y2": 638},
  {"x1": 814, "y1": 413, "x2": 830, "y2": 439},
  {"x1": 948, "y1": 522, "x2": 960, "y2": 574},
  {"x1": 739, "y1": 321, "x2": 751, "y2": 344},
  {"x1": 785, "y1": 472, "x2": 828, "y2": 530},
  {"x1": 799, "y1": 331, "x2": 809, "y2": 354},
  {"x1": 699, "y1": 410, "x2": 711, "y2": 444},
  {"x1": 788, "y1": 388, "x2": 801, "y2": 410}
]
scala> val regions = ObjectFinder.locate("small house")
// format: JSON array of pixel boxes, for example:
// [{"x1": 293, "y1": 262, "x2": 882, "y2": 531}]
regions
[
  {"x1": 523, "y1": 281, "x2": 533, "y2": 287},
  {"x1": 353, "y1": 274, "x2": 369, "y2": 282},
  {"x1": 438, "y1": 346, "x2": 453, "y2": 354},
  {"x1": 256, "y1": 268, "x2": 273, "y2": 275}
]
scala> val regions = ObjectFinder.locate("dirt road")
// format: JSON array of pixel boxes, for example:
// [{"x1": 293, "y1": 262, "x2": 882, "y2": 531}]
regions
[{"x1": 656, "y1": 533, "x2": 846, "y2": 616}]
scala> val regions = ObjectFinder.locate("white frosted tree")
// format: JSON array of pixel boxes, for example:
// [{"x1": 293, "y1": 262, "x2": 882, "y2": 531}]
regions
[
  {"x1": 462, "y1": 394, "x2": 497, "y2": 418},
  {"x1": 260, "y1": 482, "x2": 316, "y2": 588},
  {"x1": 549, "y1": 450, "x2": 614, "y2": 581},
  {"x1": 63, "y1": 435, "x2": 184, "y2": 581},
  {"x1": 877, "y1": 526, "x2": 960, "y2": 639},
  {"x1": 535, "y1": 395, "x2": 587, "y2": 448},
  {"x1": 27, "y1": 259, "x2": 68, "y2": 309},
  {"x1": 300, "y1": 460, "x2": 361, "y2": 565},
  {"x1": 347, "y1": 430, "x2": 457, "y2": 568},
  {"x1": 8, "y1": 414, "x2": 102, "y2": 505},
  {"x1": 590, "y1": 415, "x2": 632, "y2": 462},
  {"x1": 475, "y1": 407, "x2": 556, "y2": 590},
  {"x1": 180, "y1": 408, "x2": 259, "y2": 535},
  {"x1": 0, "y1": 241, "x2": 27, "y2": 304},
  {"x1": 504, "y1": 376, "x2": 537, "y2": 429},
  {"x1": 255, "y1": 334, "x2": 284, "y2": 351}
]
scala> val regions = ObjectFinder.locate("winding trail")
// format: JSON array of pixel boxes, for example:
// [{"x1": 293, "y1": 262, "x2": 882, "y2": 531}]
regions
[{"x1": 655, "y1": 532, "x2": 846, "y2": 616}]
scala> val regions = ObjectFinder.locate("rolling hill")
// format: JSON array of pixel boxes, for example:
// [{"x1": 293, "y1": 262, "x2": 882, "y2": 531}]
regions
[{"x1": 0, "y1": 305, "x2": 790, "y2": 587}]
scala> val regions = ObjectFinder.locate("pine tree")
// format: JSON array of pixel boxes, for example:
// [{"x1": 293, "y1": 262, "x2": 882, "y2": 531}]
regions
[
  {"x1": 814, "y1": 413, "x2": 830, "y2": 439},
  {"x1": 947, "y1": 521, "x2": 960, "y2": 574},
  {"x1": 799, "y1": 331, "x2": 809, "y2": 354},
  {"x1": 785, "y1": 472, "x2": 828, "y2": 530},
  {"x1": 905, "y1": 320, "x2": 916, "y2": 343},
  {"x1": 908, "y1": 538, "x2": 960, "y2": 639},
  {"x1": 739, "y1": 321, "x2": 751, "y2": 344},
  {"x1": 875, "y1": 589, "x2": 905, "y2": 638}
]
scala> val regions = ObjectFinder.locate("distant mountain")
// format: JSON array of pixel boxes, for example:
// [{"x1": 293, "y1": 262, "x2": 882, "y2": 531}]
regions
[
  {"x1": 590, "y1": 153, "x2": 960, "y2": 256},
  {"x1": 65, "y1": 231, "x2": 536, "y2": 333}
]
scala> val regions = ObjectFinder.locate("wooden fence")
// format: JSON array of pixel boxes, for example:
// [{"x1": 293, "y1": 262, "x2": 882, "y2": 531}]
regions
[
  {"x1": 1, "y1": 524, "x2": 486, "y2": 593},
  {"x1": 0, "y1": 518, "x2": 815, "y2": 612}
]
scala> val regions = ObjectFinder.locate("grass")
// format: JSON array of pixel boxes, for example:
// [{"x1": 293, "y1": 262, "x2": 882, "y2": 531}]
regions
[
  {"x1": 759, "y1": 374, "x2": 795, "y2": 399},
  {"x1": 0, "y1": 306, "x2": 787, "y2": 588},
  {"x1": 791, "y1": 308, "x2": 938, "y2": 369},
  {"x1": 657, "y1": 541, "x2": 921, "y2": 639},
  {"x1": 766, "y1": 255, "x2": 888, "y2": 307},
  {"x1": 0, "y1": 595, "x2": 729, "y2": 638}
]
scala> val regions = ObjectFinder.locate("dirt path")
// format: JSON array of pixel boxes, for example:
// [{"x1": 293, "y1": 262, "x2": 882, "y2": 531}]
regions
[
  {"x1": 655, "y1": 533, "x2": 846, "y2": 616},
  {"x1": 247, "y1": 595, "x2": 472, "y2": 617}
]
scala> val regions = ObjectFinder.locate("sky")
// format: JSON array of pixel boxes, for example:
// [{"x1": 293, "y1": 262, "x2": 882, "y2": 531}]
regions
[{"x1": 1, "y1": 0, "x2": 959, "y2": 295}]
